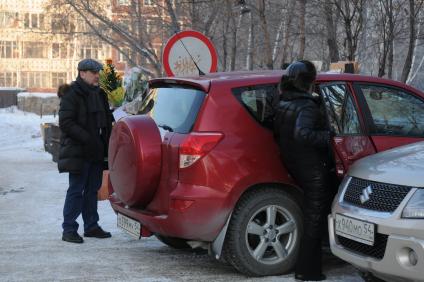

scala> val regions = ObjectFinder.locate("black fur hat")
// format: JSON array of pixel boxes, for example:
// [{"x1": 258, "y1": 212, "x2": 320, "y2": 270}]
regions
[{"x1": 280, "y1": 60, "x2": 317, "y2": 93}]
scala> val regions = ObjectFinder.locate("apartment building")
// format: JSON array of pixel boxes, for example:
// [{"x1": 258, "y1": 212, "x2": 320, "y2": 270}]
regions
[
  {"x1": 0, "y1": 0, "x2": 171, "y2": 91},
  {"x1": 0, "y1": 0, "x2": 114, "y2": 91}
]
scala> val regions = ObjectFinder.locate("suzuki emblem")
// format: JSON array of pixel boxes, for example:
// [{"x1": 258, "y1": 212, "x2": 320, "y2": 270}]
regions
[{"x1": 360, "y1": 185, "x2": 373, "y2": 204}]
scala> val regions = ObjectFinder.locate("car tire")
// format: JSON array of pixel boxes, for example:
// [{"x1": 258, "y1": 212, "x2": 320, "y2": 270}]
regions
[
  {"x1": 223, "y1": 187, "x2": 303, "y2": 276},
  {"x1": 155, "y1": 235, "x2": 191, "y2": 249}
]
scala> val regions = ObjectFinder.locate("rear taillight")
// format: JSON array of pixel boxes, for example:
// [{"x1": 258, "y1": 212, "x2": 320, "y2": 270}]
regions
[{"x1": 179, "y1": 132, "x2": 224, "y2": 168}]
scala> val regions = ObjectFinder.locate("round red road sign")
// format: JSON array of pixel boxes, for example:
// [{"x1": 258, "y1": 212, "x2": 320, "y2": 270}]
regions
[{"x1": 162, "y1": 30, "x2": 218, "y2": 77}]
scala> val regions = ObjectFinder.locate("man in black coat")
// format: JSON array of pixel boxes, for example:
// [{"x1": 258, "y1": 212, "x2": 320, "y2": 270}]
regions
[
  {"x1": 58, "y1": 58, "x2": 113, "y2": 243},
  {"x1": 274, "y1": 60, "x2": 332, "y2": 281}
]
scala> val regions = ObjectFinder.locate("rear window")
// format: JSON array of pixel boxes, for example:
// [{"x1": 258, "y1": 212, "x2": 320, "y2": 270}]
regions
[
  {"x1": 138, "y1": 85, "x2": 206, "y2": 133},
  {"x1": 232, "y1": 84, "x2": 278, "y2": 129}
]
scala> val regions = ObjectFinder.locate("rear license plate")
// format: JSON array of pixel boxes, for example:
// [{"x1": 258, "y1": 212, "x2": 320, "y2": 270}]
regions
[
  {"x1": 335, "y1": 214, "x2": 375, "y2": 246},
  {"x1": 117, "y1": 213, "x2": 141, "y2": 239}
]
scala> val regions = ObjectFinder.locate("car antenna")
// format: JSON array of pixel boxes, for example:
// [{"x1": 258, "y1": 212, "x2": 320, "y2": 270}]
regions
[{"x1": 174, "y1": 31, "x2": 205, "y2": 76}]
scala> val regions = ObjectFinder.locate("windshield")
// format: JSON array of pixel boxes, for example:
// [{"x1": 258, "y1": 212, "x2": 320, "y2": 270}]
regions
[{"x1": 138, "y1": 85, "x2": 206, "y2": 133}]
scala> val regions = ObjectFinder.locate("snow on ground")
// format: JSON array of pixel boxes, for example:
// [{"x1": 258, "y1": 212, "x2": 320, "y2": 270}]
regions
[{"x1": 0, "y1": 107, "x2": 362, "y2": 282}]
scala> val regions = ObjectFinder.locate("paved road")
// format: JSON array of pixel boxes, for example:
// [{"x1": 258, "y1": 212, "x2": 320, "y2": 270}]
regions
[{"x1": 0, "y1": 119, "x2": 362, "y2": 282}]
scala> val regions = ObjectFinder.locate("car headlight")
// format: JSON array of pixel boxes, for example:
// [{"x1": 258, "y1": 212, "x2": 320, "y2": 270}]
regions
[{"x1": 402, "y1": 189, "x2": 424, "y2": 218}]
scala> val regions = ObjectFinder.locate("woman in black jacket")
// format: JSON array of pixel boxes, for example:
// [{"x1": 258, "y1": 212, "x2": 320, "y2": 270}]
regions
[{"x1": 274, "y1": 60, "x2": 332, "y2": 281}]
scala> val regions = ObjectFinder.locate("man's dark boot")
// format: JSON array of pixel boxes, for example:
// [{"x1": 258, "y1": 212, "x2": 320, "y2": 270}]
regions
[
  {"x1": 62, "y1": 232, "x2": 84, "y2": 243},
  {"x1": 84, "y1": 226, "x2": 111, "y2": 238}
]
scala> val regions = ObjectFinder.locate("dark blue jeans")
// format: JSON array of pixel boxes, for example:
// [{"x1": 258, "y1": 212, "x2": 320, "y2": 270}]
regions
[{"x1": 62, "y1": 161, "x2": 103, "y2": 234}]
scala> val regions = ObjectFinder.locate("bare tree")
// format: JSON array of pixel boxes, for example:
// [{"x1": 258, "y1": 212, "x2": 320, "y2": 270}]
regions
[
  {"x1": 39, "y1": 0, "x2": 424, "y2": 84},
  {"x1": 333, "y1": 0, "x2": 365, "y2": 61},
  {"x1": 246, "y1": 11, "x2": 255, "y2": 70},
  {"x1": 280, "y1": 0, "x2": 297, "y2": 67},
  {"x1": 323, "y1": 0, "x2": 340, "y2": 63},
  {"x1": 43, "y1": 0, "x2": 188, "y2": 76},
  {"x1": 401, "y1": 0, "x2": 424, "y2": 82},
  {"x1": 298, "y1": 0, "x2": 306, "y2": 59}
]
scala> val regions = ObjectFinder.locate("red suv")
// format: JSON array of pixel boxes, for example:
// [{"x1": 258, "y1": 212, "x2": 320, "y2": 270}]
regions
[{"x1": 108, "y1": 70, "x2": 424, "y2": 276}]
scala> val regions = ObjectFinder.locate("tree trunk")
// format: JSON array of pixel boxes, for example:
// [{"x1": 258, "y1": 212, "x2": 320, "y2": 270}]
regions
[
  {"x1": 222, "y1": 18, "x2": 229, "y2": 71},
  {"x1": 387, "y1": 0, "x2": 394, "y2": 79},
  {"x1": 401, "y1": 0, "x2": 416, "y2": 83},
  {"x1": 272, "y1": 8, "x2": 285, "y2": 65},
  {"x1": 281, "y1": 0, "x2": 296, "y2": 67},
  {"x1": 324, "y1": 0, "x2": 339, "y2": 63},
  {"x1": 407, "y1": 8, "x2": 423, "y2": 83},
  {"x1": 258, "y1": 0, "x2": 273, "y2": 69},
  {"x1": 298, "y1": 0, "x2": 306, "y2": 60},
  {"x1": 230, "y1": 13, "x2": 242, "y2": 71},
  {"x1": 334, "y1": 0, "x2": 364, "y2": 62},
  {"x1": 378, "y1": 41, "x2": 387, "y2": 77},
  {"x1": 246, "y1": 12, "x2": 254, "y2": 70}
]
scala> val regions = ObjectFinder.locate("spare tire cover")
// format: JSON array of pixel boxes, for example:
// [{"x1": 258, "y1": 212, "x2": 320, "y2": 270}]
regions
[{"x1": 108, "y1": 115, "x2": 162, "y2": 207}]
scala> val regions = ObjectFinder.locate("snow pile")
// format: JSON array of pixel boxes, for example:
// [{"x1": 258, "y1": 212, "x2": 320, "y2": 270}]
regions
[
  {"x1": 0, "y1": 106, "x2": 57, "y2": 151},
  {"x1": 0, "y1": 87, "x2": 25, "y2": 91},
  {"x1": 17, "y1": 92, "x2": 57, "y2": 98}
]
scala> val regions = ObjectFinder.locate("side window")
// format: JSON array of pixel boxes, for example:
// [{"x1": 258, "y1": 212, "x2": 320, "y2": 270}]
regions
[
  {"x1": 320, "y1": 83, "x2": 361, "y2": 135},
  {"x1": 232, "y1": 84, "x2": 278, "y2": 129},
  {"x1": 359, "y1": 84, "x2": 424, "y2": 137}
]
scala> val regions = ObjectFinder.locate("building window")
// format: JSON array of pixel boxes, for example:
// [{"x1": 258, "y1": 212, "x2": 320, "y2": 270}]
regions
[
  {"x1": 51, "y1": 14, "x2": 74, "y2": 32},
  {"x1": 0, "y1": 41, "x2": 19, "y2": 58},
  {"x1": 118, "y1": 47, "x2": 131, "y2": 63},
  {"x1": 52, "y1": 43, "x2": 67, "y2": 59},
  {"x1": 77, "y1": 21, "x2": 88, "y2": 32},
  {"x1": 146, "y1": 19, "x2": 158, "y2": 34},
  {"x1": 118, "y1": 19, "x2": 131, "y2": 31},
  {"x1": 24, "y1": 13, "x2": 44, "y2": 29},
  {"x1": 20, "y1": 72, "x2": 49, "y2": 88},
  {"x1": 23, "y1": 42, "x2": 48, "y2": 58},
  {"x1": 144, "y1": 0, "x2": 153, "y2": 6},
  {"x1": 118, "y1": 0, "x2": 130, "y2": 5},
  {"x1": 0, "y1": 72, "x2": 17, "y2": 87},
  {"x1": 52, "y1": 72, "x2": 67, "y2": 88},
  {"x1": 0, "y1": 12, "x2": 18, "y2": 28},
  {"x1": 79, "y1": 45, "x2": 101, "y2": 59}
]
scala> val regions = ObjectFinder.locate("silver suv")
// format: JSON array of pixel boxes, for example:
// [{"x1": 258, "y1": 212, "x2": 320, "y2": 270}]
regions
[{"x1": 328, "y1": 141, "x2": 424, "y2": 282}]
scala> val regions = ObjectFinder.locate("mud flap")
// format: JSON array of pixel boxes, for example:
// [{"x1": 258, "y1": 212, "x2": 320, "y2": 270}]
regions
[{"x1": 209, "y1": 211, "x2": 232, "y2": 260}]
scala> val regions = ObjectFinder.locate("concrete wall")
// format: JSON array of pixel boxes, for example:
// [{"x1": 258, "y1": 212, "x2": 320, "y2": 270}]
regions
[{"x1": 17, "y1": 93, "x2": 59, "y2": 116}]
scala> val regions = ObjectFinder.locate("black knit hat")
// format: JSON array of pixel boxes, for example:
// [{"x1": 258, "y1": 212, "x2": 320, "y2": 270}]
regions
[{"x1": 77, "y1": 58, "x2": 103, "y2": 72}]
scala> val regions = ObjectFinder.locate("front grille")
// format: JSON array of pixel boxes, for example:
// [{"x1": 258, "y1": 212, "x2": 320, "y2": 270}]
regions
[
  {"x1": 343, "y1": 177, "x2": 412, "y2": 212},
  {"x1": 337, "y1": 233, "x2": 388, "y2": 260}
]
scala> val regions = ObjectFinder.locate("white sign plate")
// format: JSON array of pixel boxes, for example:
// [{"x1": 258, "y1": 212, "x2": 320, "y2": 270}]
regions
[{"x1": 163, "y1": 30, "x2": 217, "y2": 77}]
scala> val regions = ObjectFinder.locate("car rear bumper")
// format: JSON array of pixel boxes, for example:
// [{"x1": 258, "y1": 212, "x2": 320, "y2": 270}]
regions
[
  {"x1": 109, "y1": 182, "x2": 231, "y2": 242},
  {"x1": 329, "y1": 214, "x2": 424, "y2": 282}
]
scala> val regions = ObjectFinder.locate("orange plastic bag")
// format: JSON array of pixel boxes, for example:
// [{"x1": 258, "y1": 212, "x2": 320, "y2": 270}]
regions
[{"x1": 98, "y1": 170, "x2": 110, "y2": 201}]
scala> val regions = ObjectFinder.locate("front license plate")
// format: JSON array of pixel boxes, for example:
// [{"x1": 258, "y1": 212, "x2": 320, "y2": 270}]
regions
[
  {"x1": 335, "y1": 214, "x2": 375, "y2": 246},
  {"x1": 117, "y1": 213, "x2": 141, "y2": 239}
]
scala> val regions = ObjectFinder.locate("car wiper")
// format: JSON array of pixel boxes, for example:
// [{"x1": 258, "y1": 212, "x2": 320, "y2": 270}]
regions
[{"x1": 157, "y1": 123, "x2": 174, "y2": 132}]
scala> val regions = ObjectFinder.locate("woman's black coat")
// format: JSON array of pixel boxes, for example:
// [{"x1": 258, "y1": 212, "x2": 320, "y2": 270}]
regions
[{"x1": 274, "y1": 90, "x2": 332, "y2": 237}]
